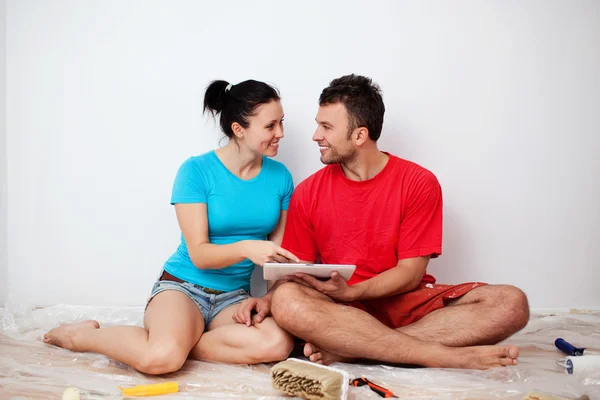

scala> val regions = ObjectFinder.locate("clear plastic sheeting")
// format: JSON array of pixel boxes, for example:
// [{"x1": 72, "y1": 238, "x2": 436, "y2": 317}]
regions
[{"x1": 1, "y1": 305, "x2": 599, "y2": 399}]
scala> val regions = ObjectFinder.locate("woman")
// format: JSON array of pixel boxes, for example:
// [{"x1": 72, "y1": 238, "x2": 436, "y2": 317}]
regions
[{"x1": 44, "y1": 79, "x2": 299, "y2": 374}]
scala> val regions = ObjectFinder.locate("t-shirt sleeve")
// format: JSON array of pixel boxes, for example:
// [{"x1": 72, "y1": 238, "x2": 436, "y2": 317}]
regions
[
  {"x1": 281, "y1": 184, "x2": 318, "y2": 261},
  {"x1": 396, "y1": 171, "x2": 443, "y2": 260},
  {"x1": 170, "y1": 158, "x2": 207, "y2": 204},
  {"x1": 281, "y1": 168, "x2": 294, "y2": 211}
]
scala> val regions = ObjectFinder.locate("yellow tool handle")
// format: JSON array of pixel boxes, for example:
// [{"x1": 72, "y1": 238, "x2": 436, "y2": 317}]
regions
[{"x1": 119, "y1": 382, "x2": 179, "y2": 396}]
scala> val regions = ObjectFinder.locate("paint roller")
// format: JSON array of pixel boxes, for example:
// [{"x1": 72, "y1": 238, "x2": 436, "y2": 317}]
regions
[
  {"x1": 555, "y1": 337, "x2": 600, "y2": 375},
  {"x1": 271, "y1": 358, "x2": 398, "y2": 399},
  {"x1": 271, "y1": 358, "x2": 350, "y2": 400}
]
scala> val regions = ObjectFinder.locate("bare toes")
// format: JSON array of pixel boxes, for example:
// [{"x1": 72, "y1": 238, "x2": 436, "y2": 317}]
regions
[
  {"x1": 303, "y1": 343, "x2": 317, "y2": 357},
  {"x1": 499, "y1": 357, "x2": 516, "y2": 366}
]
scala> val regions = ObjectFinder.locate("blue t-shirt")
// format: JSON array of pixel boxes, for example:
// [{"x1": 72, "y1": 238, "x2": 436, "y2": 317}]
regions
[{"x1": 163, "y1": 150, "x2": 294, "y2": 292}]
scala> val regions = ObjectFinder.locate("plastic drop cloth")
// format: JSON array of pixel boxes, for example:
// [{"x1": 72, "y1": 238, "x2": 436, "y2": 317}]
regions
[{"x1": 1, "y1": 304, "x2": 599, "y2": 399}]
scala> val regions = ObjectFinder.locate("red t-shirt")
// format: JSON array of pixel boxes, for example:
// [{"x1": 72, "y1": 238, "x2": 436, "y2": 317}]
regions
[{"x1": 282, "y1": 153, "x2": 442, "y2": 285}]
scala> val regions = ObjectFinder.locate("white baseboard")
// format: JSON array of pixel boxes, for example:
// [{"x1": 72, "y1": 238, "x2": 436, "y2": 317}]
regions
[{"x1": 530, "y1": 307, "x2": 600, "y2": 315}]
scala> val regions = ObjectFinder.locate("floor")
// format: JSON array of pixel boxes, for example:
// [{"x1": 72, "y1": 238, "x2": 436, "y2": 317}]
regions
[{"x1": 0, "y1": 305, "x2": 599, "y2": 399}]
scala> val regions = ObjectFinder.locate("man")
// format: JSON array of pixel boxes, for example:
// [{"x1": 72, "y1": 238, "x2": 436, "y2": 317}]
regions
[{"x1": 269, "y1": 74, "x2": 529, "y2": 370}]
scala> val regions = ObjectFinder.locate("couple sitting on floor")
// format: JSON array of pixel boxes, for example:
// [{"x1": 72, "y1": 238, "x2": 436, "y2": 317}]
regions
[{"x1": 44, "y1": 74, "x2": 529, "y2": 374}]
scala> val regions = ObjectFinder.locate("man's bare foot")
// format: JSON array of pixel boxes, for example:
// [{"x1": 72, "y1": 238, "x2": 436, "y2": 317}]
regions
[
  {"x1": 431, "y1": 345, "x2": 519, "y2": 370},
  {"x1": 43, "y1": 320, "x2": 99, "y2": 352},
  {"x1": 303, "y1": 343, "x2": 354, "y2": 365}
]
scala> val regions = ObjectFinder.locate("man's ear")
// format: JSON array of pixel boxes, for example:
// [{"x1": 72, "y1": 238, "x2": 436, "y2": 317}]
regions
[{"x1": 354, "y1": 126, "x2": 370, "y2": 146}]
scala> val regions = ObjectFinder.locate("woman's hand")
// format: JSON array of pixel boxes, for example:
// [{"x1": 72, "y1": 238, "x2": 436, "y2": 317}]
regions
[
  {"x1": 232, "y1": 297, "x2": 271, "y2": 326},
  {"x1": 242, "y1": 240, "x2": 299, "y2": 266}
]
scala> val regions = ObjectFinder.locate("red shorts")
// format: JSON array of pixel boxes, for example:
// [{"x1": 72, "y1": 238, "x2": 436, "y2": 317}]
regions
[{"x1": 349, "y1": 282, "x2": 487, "y2": 329}]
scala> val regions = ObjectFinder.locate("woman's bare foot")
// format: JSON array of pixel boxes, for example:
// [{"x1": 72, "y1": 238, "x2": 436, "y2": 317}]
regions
[
  {"x1": 430, "y1": 345, "x2": 519, "y2": 370},
  {"x1": 43, "y1": 320, "x2": 100, "y2": 352},
  {"x1": 303, "y1": 342, "x2": 354, "y2": 365}
]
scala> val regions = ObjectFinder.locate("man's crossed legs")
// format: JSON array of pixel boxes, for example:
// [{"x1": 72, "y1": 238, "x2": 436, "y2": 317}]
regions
[{"x1": 270, "y1": 282, "x2": 529, "y2": 369}]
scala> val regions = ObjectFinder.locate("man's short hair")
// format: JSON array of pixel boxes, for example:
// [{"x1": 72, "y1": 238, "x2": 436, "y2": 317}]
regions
[{"x1": 319, "y1": 74, "x2": 385, "y2": 141}]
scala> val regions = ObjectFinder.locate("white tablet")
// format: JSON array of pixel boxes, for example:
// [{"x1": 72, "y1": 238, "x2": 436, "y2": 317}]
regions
[{"x1": 263, "y1": 263, "x2": 356, "y2": 281}]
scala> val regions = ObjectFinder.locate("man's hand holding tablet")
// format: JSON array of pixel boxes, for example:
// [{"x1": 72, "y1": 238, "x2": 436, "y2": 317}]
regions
[{"x1": 263, "y1": 263, "x2": 359, "y2": 302}]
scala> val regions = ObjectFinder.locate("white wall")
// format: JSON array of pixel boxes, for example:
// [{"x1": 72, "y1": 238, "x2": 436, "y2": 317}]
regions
[
  {"x1": 0, "y1": 0, "x2": 7, "y2": 306},
  {"x1": 6, "y1": 1, "x2": 600, "y2": 309}
]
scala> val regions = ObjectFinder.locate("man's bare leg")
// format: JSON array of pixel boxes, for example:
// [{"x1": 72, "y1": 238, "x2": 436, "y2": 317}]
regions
[
  {"x1": 271, "y1": 282, "x2": 519, "y2": 369},
  {"x1": 397, "y1": 285, "x2": 529, "y2": 346},
  {"x1": 302, "y1": 284, "x2": 529, "y2": 364}
]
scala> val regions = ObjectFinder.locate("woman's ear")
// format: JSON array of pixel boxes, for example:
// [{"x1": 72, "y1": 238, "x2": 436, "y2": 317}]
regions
[{"x1": 231, "y1": 122, "x2": 244, "y2": 139}]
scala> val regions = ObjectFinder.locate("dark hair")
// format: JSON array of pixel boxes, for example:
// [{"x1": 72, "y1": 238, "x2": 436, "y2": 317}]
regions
[
  {"x1": 319, "y1": 74, "x2": 385, "y2": 141},
  {"x1": 203, "y1": 79, "x2": 280, "y2": 138}
]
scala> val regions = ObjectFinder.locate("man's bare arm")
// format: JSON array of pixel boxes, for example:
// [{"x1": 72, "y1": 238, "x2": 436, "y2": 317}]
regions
[
  {"x1": 352, "y1": 256, "x2": 430, "y2": 301},
  {"x1": 289, "y1": 256, "x2": 430, "y2": 303}
]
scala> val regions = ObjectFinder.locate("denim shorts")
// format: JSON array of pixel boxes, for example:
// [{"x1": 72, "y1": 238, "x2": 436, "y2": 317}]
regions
[{"x1": 146, "y1": 274, "x2": 251, "y2": 327}]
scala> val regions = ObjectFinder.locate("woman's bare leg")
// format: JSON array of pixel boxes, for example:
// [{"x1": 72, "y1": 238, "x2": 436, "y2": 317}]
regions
[
  {"x1": 190, "y1": 303, "x2": 293, "y2": 364},
  {"x1": 44, "y1": 290, "x2": 205, "y2": 374}
]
